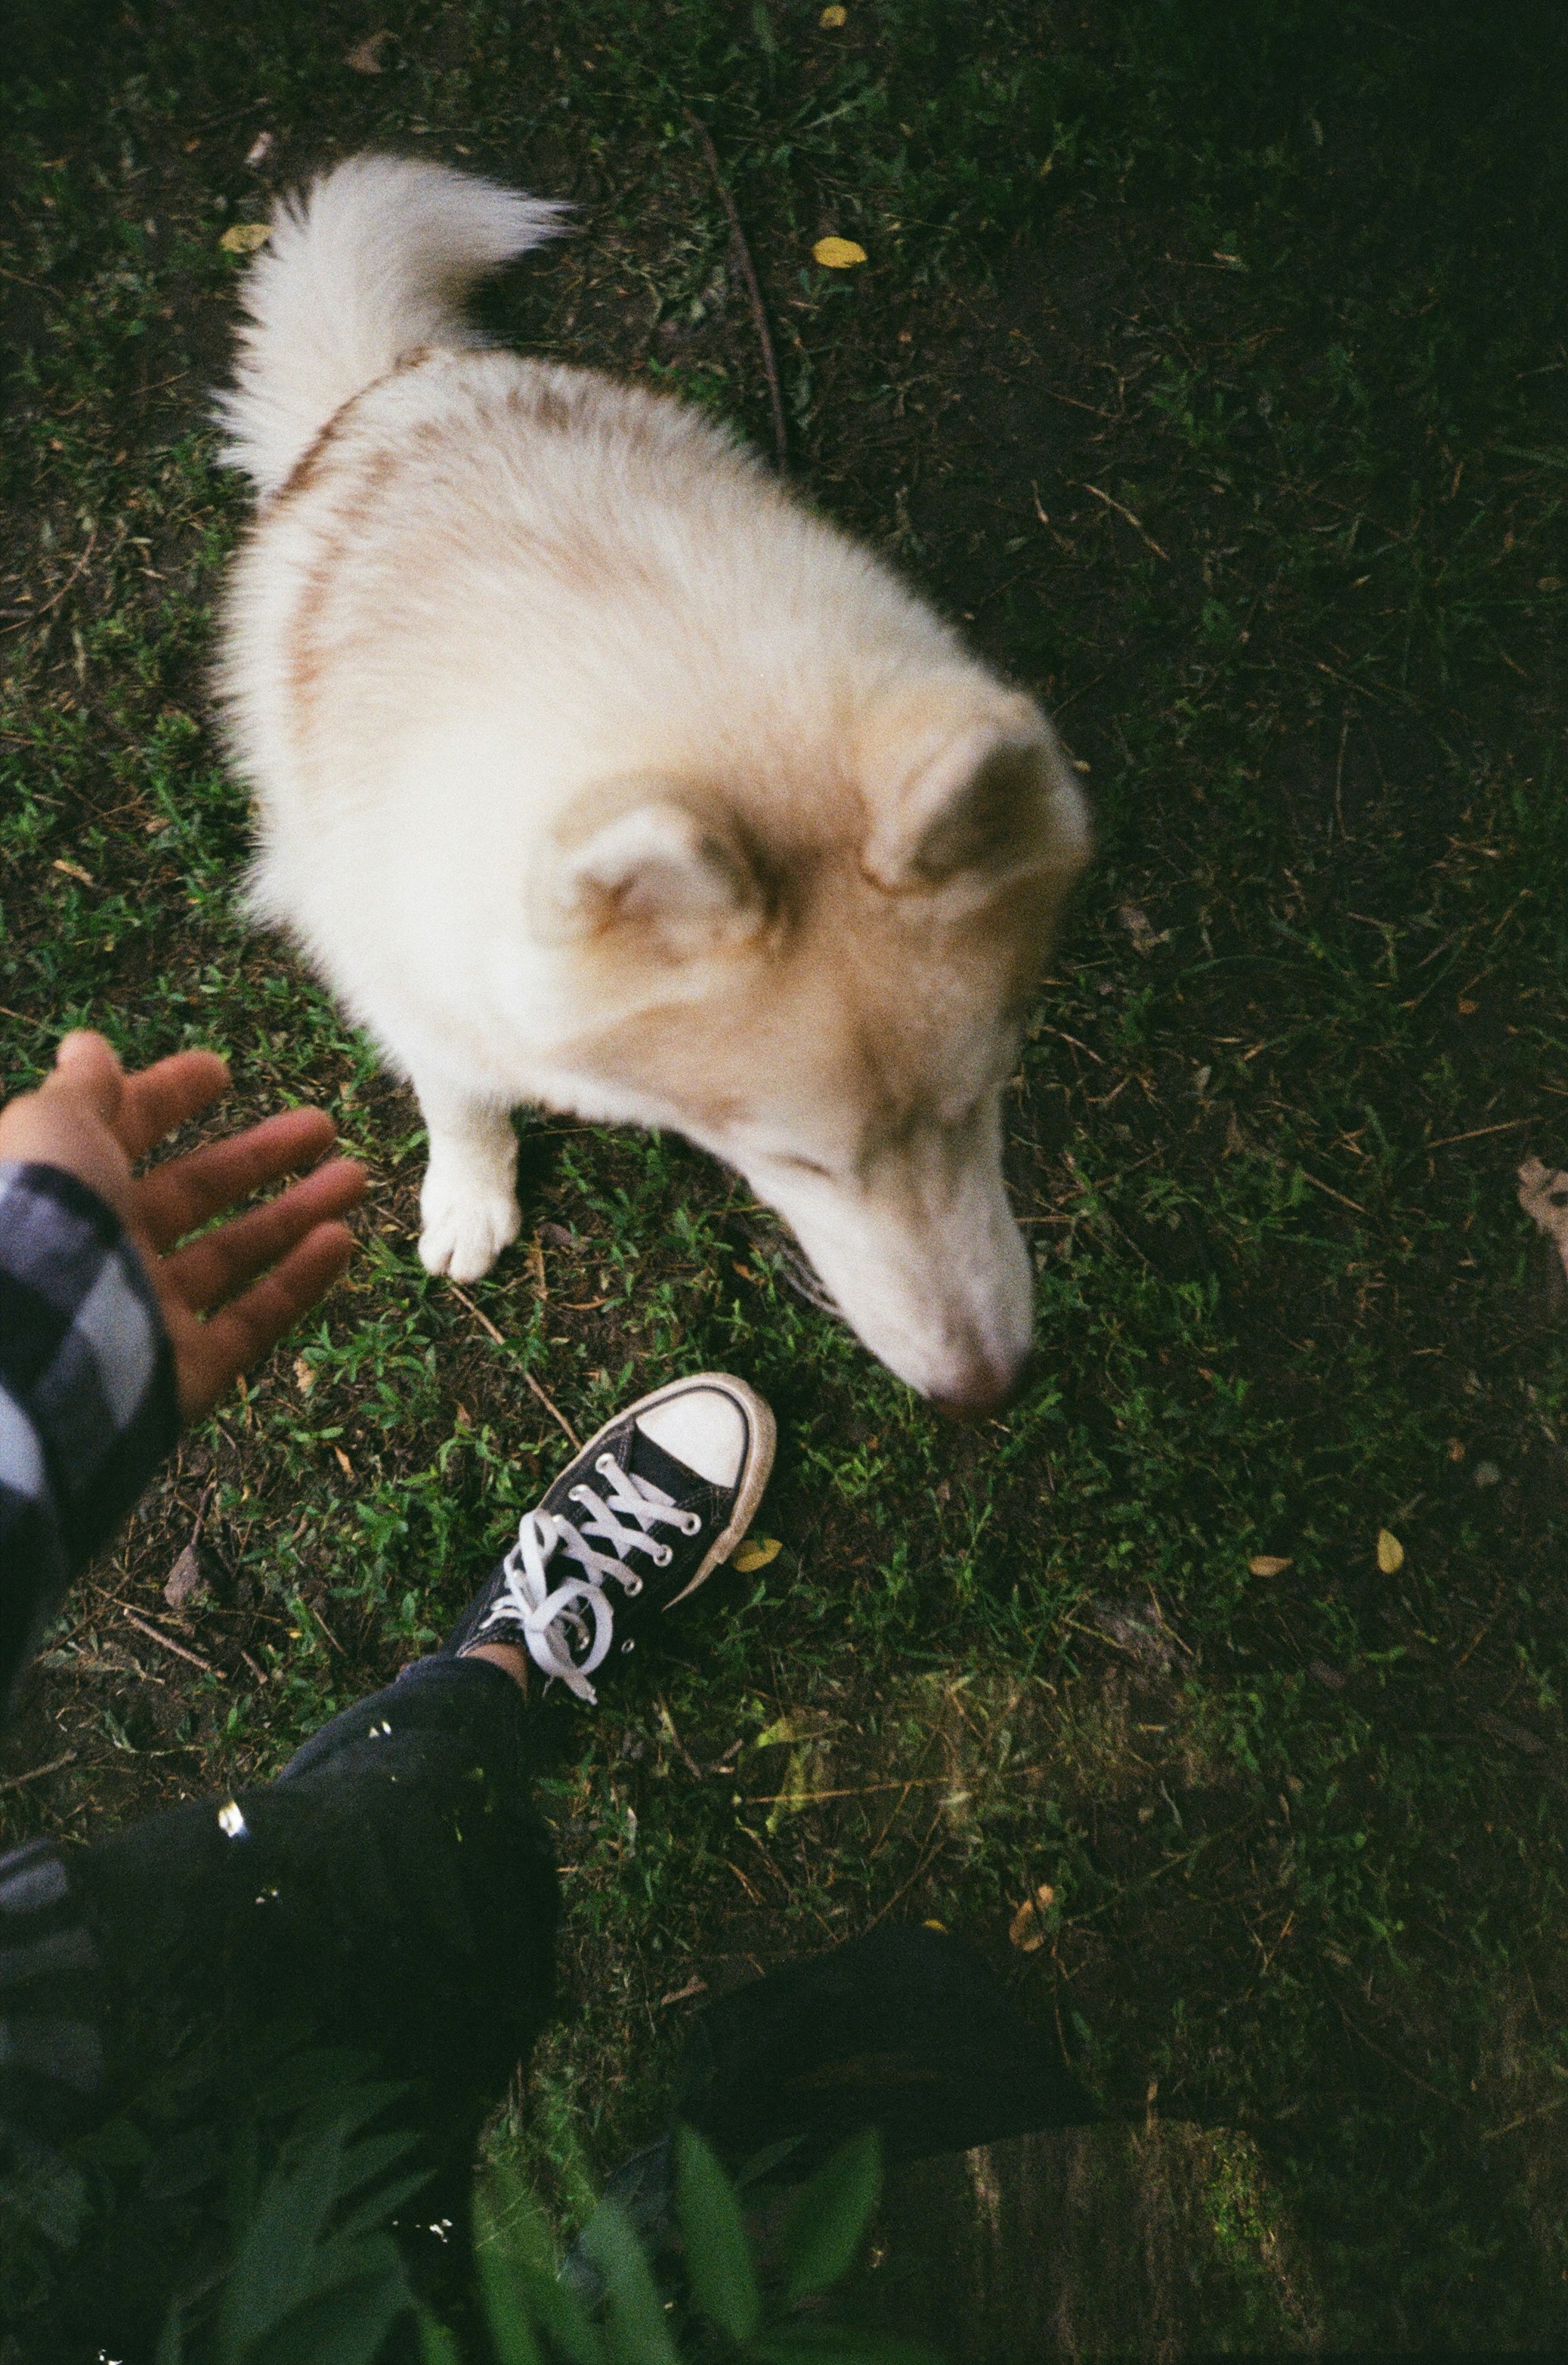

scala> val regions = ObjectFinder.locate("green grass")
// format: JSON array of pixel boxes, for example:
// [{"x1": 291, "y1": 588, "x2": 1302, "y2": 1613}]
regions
[{"x1": 5, "y1": 0, "x2": 1568, "y2": 2348}]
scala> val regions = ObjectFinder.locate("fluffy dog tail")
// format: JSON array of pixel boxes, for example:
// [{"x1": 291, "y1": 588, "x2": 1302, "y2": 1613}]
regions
[{"x1": 216, "y1": 153, "x2": 566, "y2": 496}]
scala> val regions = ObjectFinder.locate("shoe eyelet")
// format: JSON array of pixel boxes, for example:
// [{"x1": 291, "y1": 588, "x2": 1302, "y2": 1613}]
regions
[
  {"x1": 623, "y1": 1576, "x2": 644, "y2": 1597},
  {"x1": 596, "y1": 1455, "x2": 616, "y2": 1476},
  {"x1": 655, "y1": 1544, "x2": 673, "y2": 1568},
  {"x1": 683, "y1": 1513, "x2": 703, "y2": 1535}
]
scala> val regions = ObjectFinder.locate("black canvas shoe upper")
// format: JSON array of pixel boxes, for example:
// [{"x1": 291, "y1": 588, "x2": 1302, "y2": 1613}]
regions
[{"x1": 441, "y1": 1375, "x2": 774, "y2": 1703}]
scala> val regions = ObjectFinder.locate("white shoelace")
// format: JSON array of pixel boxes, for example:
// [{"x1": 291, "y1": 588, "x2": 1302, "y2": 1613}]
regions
[{"x1": 476, "y1": 1451, "x2": 701, "y2": 1702}]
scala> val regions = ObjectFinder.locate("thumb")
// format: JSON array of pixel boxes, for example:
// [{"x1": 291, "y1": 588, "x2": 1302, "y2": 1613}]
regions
[{"x1": 49, "y1": 1031, "x2": 126, "y2": 1121}]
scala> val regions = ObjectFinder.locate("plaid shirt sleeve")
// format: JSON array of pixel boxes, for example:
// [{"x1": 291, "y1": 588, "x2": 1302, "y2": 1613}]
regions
[{"x1": 0, "y1": 1161, "x2": 178, "y2": 1713}]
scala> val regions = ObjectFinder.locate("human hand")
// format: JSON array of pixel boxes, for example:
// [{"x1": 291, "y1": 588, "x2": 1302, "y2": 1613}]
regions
[{"x1": 0, "y1": 1031, "x2": 366, "y2": 1422}]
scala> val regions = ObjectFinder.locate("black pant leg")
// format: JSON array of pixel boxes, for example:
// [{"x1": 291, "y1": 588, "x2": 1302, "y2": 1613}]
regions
[
  {"x1": 74, "y1": 1656, "x2": 558, "y2": 2122},
  {"x1": 16, "y1": 1657, "x2": 559, "y2": 2359}
]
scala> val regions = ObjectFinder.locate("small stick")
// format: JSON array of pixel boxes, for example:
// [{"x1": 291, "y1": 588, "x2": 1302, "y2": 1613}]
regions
[
  {"x1": 191, "y1": 1479, "x2": 215, "y2": 1544},
  {"x1": 1044, "y1": 386, "x2": 1114, "y2": 418},
  {"x1": 1333, "y1": 713, "x2": 1350, "y2": 840},
  {"x1": 121, "y1": 1606, "x2": 218, "y2": 1674},
  {"x1": 1049, "y1": 668, "x2": 1109, "y2": 720},
  {"x1": 1427, "y1": 1117, "x2": 1532, "y2": 1151},
  {"x1": 2, "y1": 526, "x2": 98, "y2": 636},
  {"x1": 866, "y1": 1812, "x2": 949, "y2": 1928},
  {"x1": 1483, "y1": 2089, "x2": 1568, "y2": 2144},
  {"x1": 1336, "y1": 2001, "x2": 1466, "y2": 2114},
  {"x1": 1287, "y1": 1163, "x2": 1366, "y2": 1215},
  {"x1": 743, "y1": 1774, "x2": 952, "y2": 1805},
  {"x1": 0, "y1": 261, "x2": 68, "y2": 308},
  {"x1": 655, "y1": 1695, "x2": 706, "y2": 1779},
  {"x1": 723, "y1": 1855, "x2": 765, "y2": 1904},
  {"x1": 446, "y1": 1279, "x2": 505, "y2": 1344},
  {"x1": 306, "y1": 1598, "x2": 345, "y2": 1655},
  {"x1": 0, "y1": 1748, "x2": 77, "y2": 1792},
  {"x1": 1455, "y1": 1572, "x2": 1511, "y2": 1669},
  {"x1": 1079, "y1": 482, "x2": 1169, "y2": 561},
  {"x1": 1035, "y1": 1025, "x2": 1104, "y2": 1065},
  {"x1": 659, "y1": 1976, "x2": 708, "y2": 2008},
  {"x1": 447, "y1": 1281, "x2": 583, "y2": 1450},
  {"x1": 523, "y1": 1366, "x2": 582, "y2": 1452},
  {"x1": 684, "y1": 108, "x2": 789, "y2": 472}
]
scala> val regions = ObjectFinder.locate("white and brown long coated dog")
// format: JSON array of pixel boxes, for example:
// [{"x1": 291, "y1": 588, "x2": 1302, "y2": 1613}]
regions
[{"x1": 216, "y1": 156, "x2": 1090, "y2": 1408}]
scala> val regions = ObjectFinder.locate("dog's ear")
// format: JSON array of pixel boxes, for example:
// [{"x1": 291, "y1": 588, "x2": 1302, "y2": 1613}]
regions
[
  {"x1": 861, "y1": 690, "x2": 1090, "y2": 897},
  {"x1": 536, "y1": 785, "x2": 766, "y2": 957}
]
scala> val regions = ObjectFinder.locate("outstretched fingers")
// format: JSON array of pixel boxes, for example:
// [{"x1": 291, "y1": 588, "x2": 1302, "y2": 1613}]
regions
[
  {"x1": 173, "y1": 1223, "x2": 360, "y2": 1424},
  {"x1": 137, "y1": 1105, "x2": 342, "y2": 1252},
  {"x1": 159, "y1": 1157, "x2": 367, "y2": 1312},
  {"x1": 47, "y1": 1030, "x2": 128, "y2": 1119},
  {"x1": 115, "y1": 1049, "x2": 233, "y2": 1161}
]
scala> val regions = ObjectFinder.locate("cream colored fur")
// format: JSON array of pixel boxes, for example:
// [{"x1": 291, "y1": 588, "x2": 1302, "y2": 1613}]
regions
[{"x1": 216, "y1": 154, "x2": 1090, "y2": 1407}]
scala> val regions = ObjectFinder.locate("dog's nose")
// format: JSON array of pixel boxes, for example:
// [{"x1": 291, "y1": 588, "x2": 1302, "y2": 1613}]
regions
[{"x1": 931, "y1": 1349, "x2": 1035, "y2": 1421}]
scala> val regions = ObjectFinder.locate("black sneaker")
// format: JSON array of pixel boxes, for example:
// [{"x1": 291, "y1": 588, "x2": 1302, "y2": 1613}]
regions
[{"x1": 442, "y1": 1373, "x2": 776, "y2": 1702}]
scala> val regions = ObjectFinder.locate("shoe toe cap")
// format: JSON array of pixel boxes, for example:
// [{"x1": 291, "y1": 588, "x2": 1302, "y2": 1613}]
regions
[{"x1": 636, "y1": 1388, "x2": 747, "y2": 1489}]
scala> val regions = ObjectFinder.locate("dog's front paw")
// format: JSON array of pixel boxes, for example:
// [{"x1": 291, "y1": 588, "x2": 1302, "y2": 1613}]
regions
[{"x1": 418, "y1": 1176, "x2": 522, "y2": 1283}]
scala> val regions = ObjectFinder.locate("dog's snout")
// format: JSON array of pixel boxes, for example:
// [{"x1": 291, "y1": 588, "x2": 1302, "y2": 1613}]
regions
[
  {"x1": 932, "y1": 1346, "x2": 1035, "y2": 1421},
  {"x1": 768, "y1": 1167, "x2": 1037, "y2": 1408}
]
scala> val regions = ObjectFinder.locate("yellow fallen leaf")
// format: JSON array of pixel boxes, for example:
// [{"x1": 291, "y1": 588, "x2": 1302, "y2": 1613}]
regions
[
  {"x1": 812, "y1": 235, "x2": 868, "y2": 269},
  {"x1": 334, "y1": 1445, "x2": 354, "y2": 1478},
  {"x1": 51, "y1": 858, "x2": 94, "y2": 886},
  {"x1": 220, "y1": 222, "x2": 271, "y2": 255},
  {"x1": 1376, "y1": 1528, "x2": 1405, "y2": 1575},
  {"x1": 821, "y1": 2, "x2": 848, "y2": 22},
  {"x1": 923, "y1": 1916, "x2": 947, "y2": 1933},
  {"x1": 1009, "y1": 1899, "x2": 1042, "y2": 1950},
  {"x1": 1007, "y1": 1881, "x2": 1055, "y2": 1952},
  {"x1": 732, "y1": 1535, "x2": 782, "y2": 1574},
  {"x1": 293, "y1": 1357, "x2": 314, "y2": 1395},
  {"x1": 1249, "y1": 1553, "x2": 1293, "y2": 1578}
]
